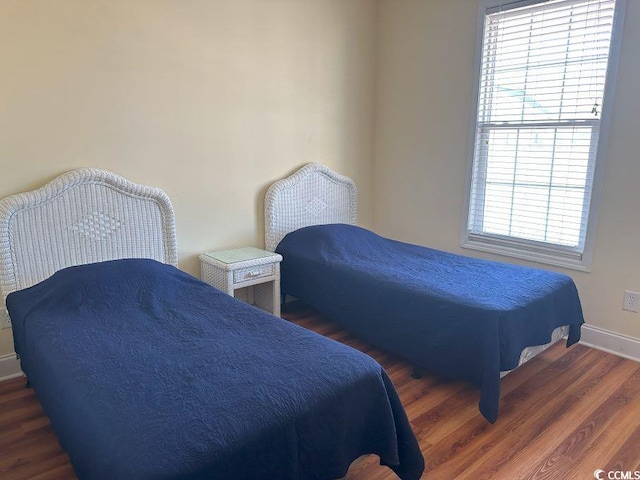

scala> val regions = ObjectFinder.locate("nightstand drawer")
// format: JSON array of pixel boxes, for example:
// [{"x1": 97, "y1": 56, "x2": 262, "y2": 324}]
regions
[{"x1": 233, "y1": 264, "x2": 275, "y2": 284}]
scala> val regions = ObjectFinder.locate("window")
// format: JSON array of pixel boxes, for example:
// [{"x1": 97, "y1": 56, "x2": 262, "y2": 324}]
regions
[{"x1": 462, "y1": 0, "x2": 625, "y2": 271}]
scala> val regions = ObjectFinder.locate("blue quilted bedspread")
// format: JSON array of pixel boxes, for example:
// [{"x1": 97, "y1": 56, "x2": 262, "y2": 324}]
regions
[
  {"x1": 276, "y1": 224, "x2": 584, "y2": 423},
  {"x1": 7, "y1": 259, "x2": 424, "y2": 480}
]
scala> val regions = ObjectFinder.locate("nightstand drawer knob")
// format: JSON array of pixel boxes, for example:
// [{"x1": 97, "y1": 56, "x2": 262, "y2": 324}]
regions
[{"x1": 246, "y1": 271, "x2": 262, "y2": 278}]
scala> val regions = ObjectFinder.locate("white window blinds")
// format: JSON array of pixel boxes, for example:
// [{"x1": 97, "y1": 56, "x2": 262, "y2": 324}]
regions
[{"x1": 465, "y1": 0, "x2": 619, "y2": 269}]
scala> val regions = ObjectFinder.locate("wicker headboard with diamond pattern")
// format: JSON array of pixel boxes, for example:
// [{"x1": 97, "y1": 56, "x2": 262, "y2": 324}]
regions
[
  {"x1": 0, "y1": 169, "x2": 178, "y2": 307},
  {"x1": 264, "y1": 163, "x2": 357, "y2": 252}
]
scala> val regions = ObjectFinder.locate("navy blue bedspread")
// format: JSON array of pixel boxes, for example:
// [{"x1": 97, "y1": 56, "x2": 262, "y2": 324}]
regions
[
  {"x1": 7, "y1": 259, "x2": 424, "y2": 480},
  {"x1": 276, "y1": 224, "x2": 584, "y2": 423}
]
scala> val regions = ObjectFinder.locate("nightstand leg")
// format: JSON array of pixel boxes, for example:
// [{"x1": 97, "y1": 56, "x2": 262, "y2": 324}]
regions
[{"x1": 272, "y1": 280, "x2": 280, "y2": 317}]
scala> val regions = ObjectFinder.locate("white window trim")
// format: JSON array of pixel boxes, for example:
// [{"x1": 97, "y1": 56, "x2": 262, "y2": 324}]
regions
[{"x1": 461, "y1": 0, "x2": 627, "y2": 272}]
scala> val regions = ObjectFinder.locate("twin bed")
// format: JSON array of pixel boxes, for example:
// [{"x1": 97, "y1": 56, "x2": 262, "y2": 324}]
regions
[
  {"x1": 1, "y1": 163, "x2": 585, "y2": 479},
  {"x1": 265, "y1": 163, "x2": 584, "y2": 424},
  {"x1": 0, "y1": 169, "x2": 423, "y2": 480}
]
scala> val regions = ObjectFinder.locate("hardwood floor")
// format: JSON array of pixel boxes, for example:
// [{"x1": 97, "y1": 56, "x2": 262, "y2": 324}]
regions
[{"x1": 1, "y1": 301, "x2": 639, "y2": 480}]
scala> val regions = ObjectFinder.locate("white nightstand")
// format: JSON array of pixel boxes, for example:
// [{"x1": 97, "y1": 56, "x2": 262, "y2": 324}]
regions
[{"x1": 200, "y1": 246, "x2": 283, "y2": 316}]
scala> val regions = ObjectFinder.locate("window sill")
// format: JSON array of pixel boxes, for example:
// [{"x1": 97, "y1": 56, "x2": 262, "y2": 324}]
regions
[{"x1": 461, "y1": 237, "x2": 591, "y2": 272}]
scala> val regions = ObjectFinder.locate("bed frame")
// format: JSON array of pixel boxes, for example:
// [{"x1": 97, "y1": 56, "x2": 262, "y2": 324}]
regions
[
  {"x1": 264, "y1": 163, "x2": 569, "y2": 377},
  {"x1": 0, "y1": 168, "x2": 178, "y2": 312}
]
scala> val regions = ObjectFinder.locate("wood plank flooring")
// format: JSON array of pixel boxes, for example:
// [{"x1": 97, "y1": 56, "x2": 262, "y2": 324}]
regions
[{"x1": 1, "y1": 301, "x2": 639, "y2": 480}]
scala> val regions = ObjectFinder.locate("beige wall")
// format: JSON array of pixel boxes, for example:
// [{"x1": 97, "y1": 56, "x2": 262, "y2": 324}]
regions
[
  {"x1": 0, "y1": 0, "x2": 377, "y2": 355},
  {"x1": 374, "y1": 0, "x2": 640, "y2": 341}
]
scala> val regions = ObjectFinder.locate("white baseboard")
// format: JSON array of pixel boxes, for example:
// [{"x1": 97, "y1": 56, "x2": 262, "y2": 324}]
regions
[
  {"x1": 0, "y1": 353, "x2": 23, "y2": 382},
  {"x1": 580, "y1": 324, "x2": 640, "y2": 363}
]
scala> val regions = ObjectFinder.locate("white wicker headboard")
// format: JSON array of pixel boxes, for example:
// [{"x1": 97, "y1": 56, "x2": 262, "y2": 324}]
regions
[
  {"x1": 0, "y1": 168, "x2": 178, "y2": 305},
  {"x1": 264, "y1": 163, "x2": 357, "y2": 252}
]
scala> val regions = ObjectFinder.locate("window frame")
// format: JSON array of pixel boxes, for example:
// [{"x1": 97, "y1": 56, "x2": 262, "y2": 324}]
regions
[{"x1": 461, "y1": 0, "x2": 627, "y2": 272}]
